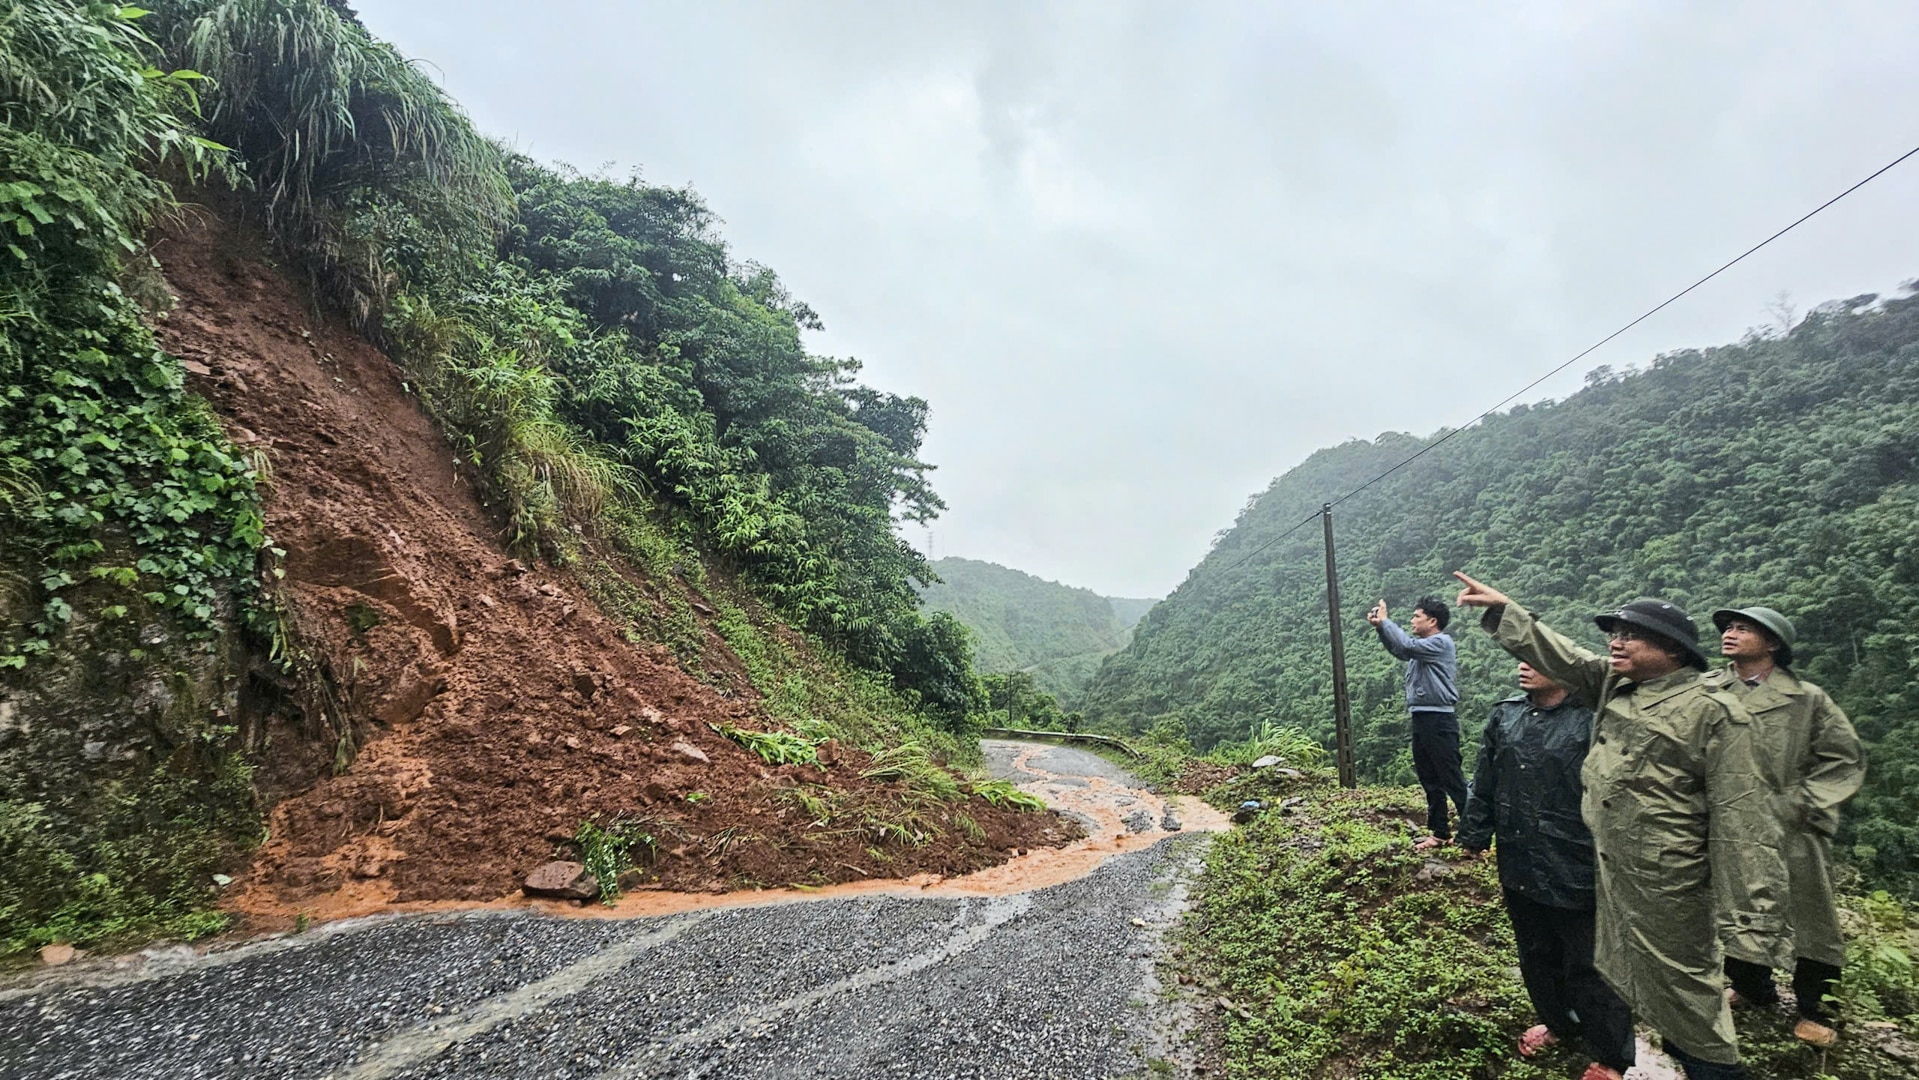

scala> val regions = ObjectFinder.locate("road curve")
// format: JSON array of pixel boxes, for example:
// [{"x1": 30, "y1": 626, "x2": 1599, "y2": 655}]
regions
[{"x1": 2, "y1": 743, "x2": 1215, "y2": 1080}]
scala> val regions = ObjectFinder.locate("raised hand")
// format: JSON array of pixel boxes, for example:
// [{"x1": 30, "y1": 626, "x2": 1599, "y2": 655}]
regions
[
  {"x1": 1366, "y1": 599, "x2": 1388, "y2": 626},
  {"x1": 1452, "y1": 570, "x2": 1510, "y2": 609}
]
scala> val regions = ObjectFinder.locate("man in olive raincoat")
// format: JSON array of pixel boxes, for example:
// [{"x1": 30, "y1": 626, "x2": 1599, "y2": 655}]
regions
[
  {"x1": 1705, "y1": 606, "x2": 1865, "y2": 1048},
  {"x1": 1453, "y1": 572, "x2": 1789, "y2": 1080},
  {"x1": 1459, "y1": 662, "x2": 1635, "y2": 1080}
]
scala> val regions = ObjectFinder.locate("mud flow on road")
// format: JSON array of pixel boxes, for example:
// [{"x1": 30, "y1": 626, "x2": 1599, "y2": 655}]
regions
[
  {"x1": 0, "y1": 741, "x2": 1224, "y2": 1080},
  {"x1": 540, "y1": 738, "x2": 1228, "y2": 919}
]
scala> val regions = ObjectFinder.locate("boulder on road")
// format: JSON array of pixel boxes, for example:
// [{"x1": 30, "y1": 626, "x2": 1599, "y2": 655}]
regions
[{"x1": 523, "y1": 861, "x2": 600, "y2": 901}]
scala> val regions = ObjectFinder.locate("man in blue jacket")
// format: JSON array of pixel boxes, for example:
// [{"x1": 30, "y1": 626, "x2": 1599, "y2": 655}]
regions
[{"x1": 1369, "y1": 595, "x2": 1466, "y2": 846}]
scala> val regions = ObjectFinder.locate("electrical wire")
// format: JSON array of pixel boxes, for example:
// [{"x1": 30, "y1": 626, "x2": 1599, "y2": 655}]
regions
[{"x1": 1219, "y1": 138, "x2": 1919, "y2": 575}]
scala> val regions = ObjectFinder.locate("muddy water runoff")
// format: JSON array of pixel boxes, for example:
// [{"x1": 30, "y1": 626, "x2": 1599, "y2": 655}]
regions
[
  {"x1": 560, "y1": 737, "x2": 1227, "y2": 919},
  {"x1": 224, "y1": 738, "x2": 1226, "y2": 929}
]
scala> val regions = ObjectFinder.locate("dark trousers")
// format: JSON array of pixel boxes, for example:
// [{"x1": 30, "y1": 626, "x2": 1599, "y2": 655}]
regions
[
  {"x1": 1409, "y1": 710, "x2": 1469, "y2": 839},
  {"x1": 1725, "y1": 955, "x2": 1843, "y2": 1022},
  {"x1": 1505, "y1": 890, "x2": 1636, "y2": 1074}
]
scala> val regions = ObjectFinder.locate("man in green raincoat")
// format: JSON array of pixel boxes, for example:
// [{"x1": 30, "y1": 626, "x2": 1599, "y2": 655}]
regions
[
  {"x1": 1705, "y1": 606, "x2": 1864, "y2": 1048},
  {"x1": 1453, "y1": 572, "x2": 1789, "y2": 1080}
]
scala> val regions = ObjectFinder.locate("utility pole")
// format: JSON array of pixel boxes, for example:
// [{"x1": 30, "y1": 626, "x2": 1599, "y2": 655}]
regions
[{"x1": 1322, "y1": 504, "x2": 1357, "y2": 788}]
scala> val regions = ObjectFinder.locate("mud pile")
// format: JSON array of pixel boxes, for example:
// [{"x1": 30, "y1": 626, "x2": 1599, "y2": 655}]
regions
[{"x1": 153, "y1": 222, "x2": 1073, "y2": 924}]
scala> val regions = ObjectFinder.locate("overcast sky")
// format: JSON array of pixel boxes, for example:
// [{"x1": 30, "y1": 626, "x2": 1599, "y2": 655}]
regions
[{"x1": 355, "y1": 1, "x2": 1919, "y2": 599}]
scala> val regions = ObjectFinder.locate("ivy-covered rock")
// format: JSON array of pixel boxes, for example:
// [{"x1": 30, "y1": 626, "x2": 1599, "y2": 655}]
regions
[{"x1": 0, "y1": 581, "x2": 259, "y2": 956}]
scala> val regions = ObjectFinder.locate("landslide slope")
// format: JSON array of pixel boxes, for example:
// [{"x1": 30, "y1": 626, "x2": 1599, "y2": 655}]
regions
[
  {"x1": 156, "y1": 220, "x2": 1068, "y2": 919},
  {"x1": 2, "y1": 1, "x2": 1049, "y2": 953}
]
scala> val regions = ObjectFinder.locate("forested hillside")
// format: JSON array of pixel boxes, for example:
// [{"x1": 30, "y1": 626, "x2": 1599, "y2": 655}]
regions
[
  {"x1": 1106, "y1": 596, "x2": 1159, "y2": 630},
  {"x1": 0, "y1": 0, "x2": 1033, "y2": 954},
  {"x1": 1083, "y1": 290, "x2": 1919, "y2": 893},
  {"x1": 917, "y1": 557, "x2": 1146, "y2": 703}
]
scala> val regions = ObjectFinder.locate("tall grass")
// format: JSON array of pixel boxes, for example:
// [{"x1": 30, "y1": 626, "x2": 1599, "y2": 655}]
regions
[
  {"x1": 152, "y1": 0, "x2": 512, "y2": 323},
  {"x1": 384, "y1": 284, "x2": 634, "y2": 556}
]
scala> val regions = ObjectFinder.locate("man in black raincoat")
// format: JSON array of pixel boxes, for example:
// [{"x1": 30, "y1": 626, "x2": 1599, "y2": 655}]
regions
[{"x1": 1460, "y1": 661, "x2": 1635, "y2": 1080}]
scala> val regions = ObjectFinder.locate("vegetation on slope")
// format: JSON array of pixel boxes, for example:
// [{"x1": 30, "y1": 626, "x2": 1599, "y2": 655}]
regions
[
  {"x1": 1107, "y1": 595, "x2": 1158, "y2": 630},
  {"x1": 1083, "y1": 293, "x2": 1919, "y2": 893},
  {"x1": 918, "y1": 556, "x2": 1147, "y2": 704}
]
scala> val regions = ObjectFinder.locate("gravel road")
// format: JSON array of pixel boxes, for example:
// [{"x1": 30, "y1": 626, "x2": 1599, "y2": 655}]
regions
[{"x1": 1, "y1": 743, "x2": 1209, "y2": 1080}]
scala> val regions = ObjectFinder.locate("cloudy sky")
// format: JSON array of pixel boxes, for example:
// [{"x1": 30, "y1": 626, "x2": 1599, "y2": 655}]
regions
[{"x1": 356, "y1": 1, "x2": 1919, "y2": 598}]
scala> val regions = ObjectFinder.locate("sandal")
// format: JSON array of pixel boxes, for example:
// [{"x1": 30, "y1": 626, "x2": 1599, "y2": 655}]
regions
[
  {"x1": 1517, "y1": 1024, "x2": 1558, "y2": 1057},
  {"x1": 1793, "y1": 1018, "x2": 1838, "y2": 1048},
  {"x1": 1413, "y1": 835, "x2": 1449, "y2": 852},
  {"x1": 1579, "y1": 1064, "x2": 1624, "y2": 1080}
]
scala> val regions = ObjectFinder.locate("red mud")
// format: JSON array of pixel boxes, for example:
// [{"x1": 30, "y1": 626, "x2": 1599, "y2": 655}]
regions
[{"x1": 151, "y1": 219, "x2": 1076, "y2": 928}]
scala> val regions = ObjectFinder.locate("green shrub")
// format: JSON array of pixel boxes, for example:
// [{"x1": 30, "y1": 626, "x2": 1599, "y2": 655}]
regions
[
  {"x1": 968, "y1": 779, "x2": 1046, "y2": 812},
  {"x1": 1839, "y1": 891, "x2": 1919, "y2": 1024},
  {"x1": 574, "y1": 818, "x2": 655, "y2": 905},
  {"x1": 0, "y1": 1, "x2": 265, "y2": 665},
  {"x1": 1208, "y1": 719, "x2": 1331, "y2": 768},
  {"x1": 715, "y1": 724, "x2": 819, "y2": 766},
  {"x1": 150, "y1": 0, "x2": 512, "y2": 324},
  {"x1": 861, "y1": 744, "x2": 962, "y2": 801}
]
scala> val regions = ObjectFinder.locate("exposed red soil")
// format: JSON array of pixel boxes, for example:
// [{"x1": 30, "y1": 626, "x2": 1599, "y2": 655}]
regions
[
  {"x1": 1170, "y1": 759, "x2": 1242, "y2": 795},
  {"x1": 151, "y1": 217, "x2": 1075, "y2": 924}
]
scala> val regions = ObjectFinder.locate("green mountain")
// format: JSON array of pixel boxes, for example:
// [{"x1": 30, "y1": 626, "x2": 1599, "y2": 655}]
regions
[
  {"x1": 1107, "y1": 596, "x2": 1159, "y2": 629},
  {"x1": 1082, "y1": 287, "x2": 1919, "y2": 893},
  {"x1": 919, "y1": 557, "x2": 1152, "y2": 703}
]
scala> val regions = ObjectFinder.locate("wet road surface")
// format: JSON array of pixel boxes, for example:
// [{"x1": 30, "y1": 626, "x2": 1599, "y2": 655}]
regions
[{"x1": 2, "y1": 742, "x2": 1215, "y2": 1080}]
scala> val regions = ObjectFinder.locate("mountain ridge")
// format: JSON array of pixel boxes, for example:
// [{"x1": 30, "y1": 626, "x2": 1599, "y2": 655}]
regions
[{"x1": 918, "y1": 556, "x2": 1157, "y2": 704}]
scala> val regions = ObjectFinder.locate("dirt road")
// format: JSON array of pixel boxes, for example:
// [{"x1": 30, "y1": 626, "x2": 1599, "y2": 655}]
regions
[{"x1": 2, "y1": 742, "x2": 1217, "y2": 1080}]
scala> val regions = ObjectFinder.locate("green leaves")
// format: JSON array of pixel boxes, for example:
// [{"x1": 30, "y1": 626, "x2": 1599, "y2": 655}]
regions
[
  {"x1": 714, "y1": 723, "x2": 820, "y2": 766},
  {"x1": 0, "y1": 1, "x2": 266, "y2": 663}
]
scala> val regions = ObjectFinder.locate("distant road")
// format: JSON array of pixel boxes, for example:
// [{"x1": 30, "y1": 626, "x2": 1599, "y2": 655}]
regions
[{"x1": 2, "y1": 743, "x2": 1209, "y2": 1080}]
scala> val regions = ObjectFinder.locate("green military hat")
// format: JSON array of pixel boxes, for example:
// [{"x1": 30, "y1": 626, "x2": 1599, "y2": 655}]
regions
[
  {"x1": 1712, "y1": 605, "x2": 1796, "y2": 668},
  {"x1": 1594, "y1": 597, "x2": 1711, "y2": 670}
]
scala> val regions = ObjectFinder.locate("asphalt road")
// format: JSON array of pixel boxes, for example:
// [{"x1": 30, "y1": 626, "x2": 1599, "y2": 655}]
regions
[{"x1": 1, "y1": 743, "x2": 1207, "y2": 1080}]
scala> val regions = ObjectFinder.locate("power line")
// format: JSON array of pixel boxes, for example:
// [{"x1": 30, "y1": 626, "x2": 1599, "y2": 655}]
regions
[
  {"x1": 1221, "y1": 508, "x2": 1325, "y2": 572},
  {"x1": 1220, "y1": 138, "x2": 1919, "y2": 575}
]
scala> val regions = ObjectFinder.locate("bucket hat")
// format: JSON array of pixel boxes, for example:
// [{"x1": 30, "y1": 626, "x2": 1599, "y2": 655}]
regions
[
  {"x1": 1593, "y1": 597, "x2": 1709, "y2": 670},
  {"x1": 1711, "y1": 606, "x2": 1796, "y2": 668}
]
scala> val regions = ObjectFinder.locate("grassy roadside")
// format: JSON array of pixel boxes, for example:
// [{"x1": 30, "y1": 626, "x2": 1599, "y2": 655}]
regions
[{"x1": 1174, "y1": 785, "x2": 1919, "y2": 1079}]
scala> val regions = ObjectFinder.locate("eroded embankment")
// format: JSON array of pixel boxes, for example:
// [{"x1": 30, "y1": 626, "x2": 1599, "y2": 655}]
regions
[{"x1": 151, "y1": 220, "x2": 1074, "y2": 927}]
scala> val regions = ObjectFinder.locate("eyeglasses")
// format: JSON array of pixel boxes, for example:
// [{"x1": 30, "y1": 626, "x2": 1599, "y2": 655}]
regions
[{"x1": 1607, "y1": 627, "x2": 1647, "y2": 643}]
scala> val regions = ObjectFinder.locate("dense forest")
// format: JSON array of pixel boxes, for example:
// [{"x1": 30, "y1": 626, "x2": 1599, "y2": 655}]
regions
[
  {"x1": 1083, "y1": 290, "x2": 1919, "y2": 894},
  {"x1": 917, "y1": 556, "x2": 1151, "y2": 704}
]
